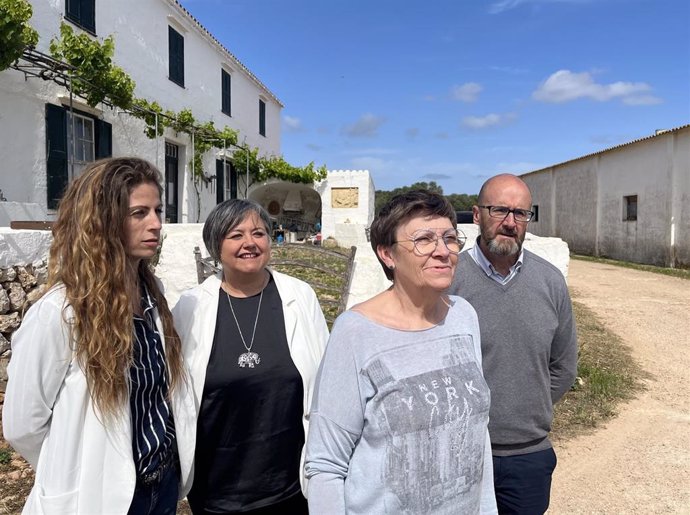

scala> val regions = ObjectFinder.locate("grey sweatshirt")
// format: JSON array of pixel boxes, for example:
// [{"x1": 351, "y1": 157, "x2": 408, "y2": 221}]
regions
[
  {"x1": 305, "y1": 297, "x2": 498, "y2": 514},
  {"x1": 451, "y1": 249, "x2": 578, "y2": 456}
]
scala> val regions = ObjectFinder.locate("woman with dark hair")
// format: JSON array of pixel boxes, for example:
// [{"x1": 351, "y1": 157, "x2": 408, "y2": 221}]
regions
[
  {"x1": 173, "y1": 198, "x2": 328, "y2": 515},
  {"x1": 3, "y1": 157, "x2": 195, "y2": 514},
  {"x1": 305, "y1": 190, "x2": 497, "y2": 514}
]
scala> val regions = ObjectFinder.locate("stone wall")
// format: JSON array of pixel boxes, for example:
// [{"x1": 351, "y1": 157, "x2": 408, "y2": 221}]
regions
[{"x1": 0, "y1": 262, "x2": 48, "y2": 391}]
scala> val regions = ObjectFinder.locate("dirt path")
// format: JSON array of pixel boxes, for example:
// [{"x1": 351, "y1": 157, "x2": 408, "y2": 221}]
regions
[{"x1": 548, "y1": 260, "x2": 690, "y2": 514}]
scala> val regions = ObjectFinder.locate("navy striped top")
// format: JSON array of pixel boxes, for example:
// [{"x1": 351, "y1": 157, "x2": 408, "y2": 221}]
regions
[{"x1": 129, "y1": 285, "x2": 176, "y2": 476}]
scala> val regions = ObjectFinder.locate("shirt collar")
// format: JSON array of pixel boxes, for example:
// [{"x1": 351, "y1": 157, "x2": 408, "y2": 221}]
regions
[
  {"x1": 469, "y1": 236, "x2": 524, "y2": 280},
  {"x1": 136, "y1": 281, "x2": 157, "y2": 320}
]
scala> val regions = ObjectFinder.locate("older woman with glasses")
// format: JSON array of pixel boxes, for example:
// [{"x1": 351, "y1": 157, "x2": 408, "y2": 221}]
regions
[
  {"x1": 305, "y1": 189, "x2": 497, "y2": 515},
  {"x1": 173, "y1": 198, "x2": 328, "y2": 515}
]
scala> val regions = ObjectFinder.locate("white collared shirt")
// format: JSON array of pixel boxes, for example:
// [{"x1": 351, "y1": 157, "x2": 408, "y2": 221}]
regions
[{"x1": 468, "y1": 238, "x2": 524, "y2": 285}]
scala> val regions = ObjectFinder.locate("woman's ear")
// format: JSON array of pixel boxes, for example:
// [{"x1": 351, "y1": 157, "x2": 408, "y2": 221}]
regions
[{"x1": 377, "y1": 245, "x2": 395, "y2": 270}]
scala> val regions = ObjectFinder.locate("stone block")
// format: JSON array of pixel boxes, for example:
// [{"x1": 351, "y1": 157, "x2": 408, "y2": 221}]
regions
[
  {"x1": 16, "y1": 266, "x2": 37, "y2": 290},
  {"x1": 0, "y1": 287, "x2": 9, "y2": 314},
  {"x1": 0, "y1": 312, "x2": 20, "y2": 332},
  {"x1": 0, "y1": 267, "x2": 17, "y2": 282},
  {"x1": 8, "y1": 283, "x2": 26, "y2": 311}
]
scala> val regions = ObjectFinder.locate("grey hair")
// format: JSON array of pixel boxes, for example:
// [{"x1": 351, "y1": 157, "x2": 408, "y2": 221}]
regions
[{"x1": 202, "y1": 198, "x2": 272, "y2": 262}]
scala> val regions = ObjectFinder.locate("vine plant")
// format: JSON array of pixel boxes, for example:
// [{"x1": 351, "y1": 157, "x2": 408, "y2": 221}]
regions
[
  {"x1": 53, "y1": 23, "x2": 328, "y2": 187},
  {"x1": 0, "y1": 0, "x2": 39, "y2": 71}
]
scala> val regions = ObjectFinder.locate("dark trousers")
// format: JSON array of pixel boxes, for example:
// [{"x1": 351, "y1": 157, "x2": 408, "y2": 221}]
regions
[
  {"x1": 492, "y1": 447, "x2": 557, "y2": 515},
  {"x1": 127, "y1": 459, "x2": 180, "y2": 515}
]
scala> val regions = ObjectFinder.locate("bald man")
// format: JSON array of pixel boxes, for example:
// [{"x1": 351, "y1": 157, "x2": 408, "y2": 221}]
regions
[{"x1": 450, "y1": 174, "x2": 577, "y2": 515}]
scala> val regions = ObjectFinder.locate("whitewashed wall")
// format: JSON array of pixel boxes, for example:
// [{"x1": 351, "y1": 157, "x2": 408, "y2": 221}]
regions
[{"x1": 0, "y1": 0, "x2": 282, "y2": 223}]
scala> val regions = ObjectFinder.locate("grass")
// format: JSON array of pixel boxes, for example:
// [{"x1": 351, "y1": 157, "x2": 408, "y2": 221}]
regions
[
  {"x1": 551, "y1": 298, "x2": 646, "y2": 441},
  {"x1": 571, "y1": 253, "x2": 690, "y2": 280},
  {"x1": 270, "y1": 244, "x2": 354, "y2": 325}
]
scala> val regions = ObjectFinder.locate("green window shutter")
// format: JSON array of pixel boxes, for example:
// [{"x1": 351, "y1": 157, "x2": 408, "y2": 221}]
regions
[
  {"x1": 81, "y1": 0, "x2": 95, "y2": 34},
  {"x1": 65, "y1": 0, "x2": 95, "y2": 34},
  {"x1": 95, "y1": 118, "x2": 112, "y2": 158},
  {"x1": 259, "y1": 99, "x2": 266, "y2": 136},
  {"x1": 221, "y1": 69, "x2": 231, "y2": 116},
  {"x1": 216, "y1": 159, "x2": 225, "y2": 204},
  {"x1": 169, "y1": 27, "x2": 185, "y2": 87},
  {"x1": 45, "y1": 104, "x2": 68, "y2": 210}
]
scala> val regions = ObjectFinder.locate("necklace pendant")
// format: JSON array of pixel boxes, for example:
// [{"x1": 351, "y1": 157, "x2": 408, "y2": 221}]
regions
[{"x1": 238, "y1": 351, "x2": 261, "y2": 368}]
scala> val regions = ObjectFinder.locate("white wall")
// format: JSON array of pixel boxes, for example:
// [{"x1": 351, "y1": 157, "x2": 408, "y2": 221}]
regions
[
  {"x1": 319, "y1": 170, "x2": 375, "y2": 245},
  {"x1": 0, "y1": 0, "x2": 282, "y2": 223}
]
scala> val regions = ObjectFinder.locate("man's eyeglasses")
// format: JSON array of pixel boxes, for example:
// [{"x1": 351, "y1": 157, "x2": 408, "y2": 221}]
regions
[
  {"x1": 393, "y1": 229, "x2": 466, "y2": 256},
  {"x1": 478, "y1": 205, "x2": 534, "y2": 223}
]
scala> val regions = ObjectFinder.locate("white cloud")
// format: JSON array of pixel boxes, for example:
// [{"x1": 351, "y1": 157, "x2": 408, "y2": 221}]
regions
[
  {"x1": 622, "y1": 95, "x2": 663, "y2": 106},
  {"x1": 451, "y1": 82, "x2": 483, "y2": 103},
  {"x1": 462, "y1": 112, "x2": 517, "y2": 129},
  {"x1": 489, "y1": 0, "x2": 592, "y2": 14},
  {"x1": 283, "y1": 115, "x2": 303, "y2": 132},
  {"x1": 532, "y1": 70, "x2": 661, "y2": 104},
  {"x1": 342, "y1": 113, "x2": 387, "y2": 138}
]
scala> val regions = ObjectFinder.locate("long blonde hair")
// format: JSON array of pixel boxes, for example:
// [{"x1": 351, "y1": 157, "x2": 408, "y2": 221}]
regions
[{"x1": 47, "y1": 157, "x2": 184, "y2": 419}]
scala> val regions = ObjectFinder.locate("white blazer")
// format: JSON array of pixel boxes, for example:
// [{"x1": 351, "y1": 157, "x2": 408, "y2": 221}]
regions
[
  {"x1": 2, "y1": 285, "x2": 196, "y2": 515},
  {"x1": 171, "y1": 269, "x2": 329, "y2": 493}
]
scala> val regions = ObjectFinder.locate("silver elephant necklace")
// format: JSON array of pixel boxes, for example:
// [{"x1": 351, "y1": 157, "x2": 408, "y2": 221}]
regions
[{"x1": 226, "y1": 288, "x2": 263, "y2": 368}]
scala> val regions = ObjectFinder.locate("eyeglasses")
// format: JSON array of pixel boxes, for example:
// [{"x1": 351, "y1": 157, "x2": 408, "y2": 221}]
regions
[
  {"x1": 478, "y1": 205, "x2": 534, "y2": 222},
  {"x1": 393, "y1": 229, "x2": 466, "y2": 256}
]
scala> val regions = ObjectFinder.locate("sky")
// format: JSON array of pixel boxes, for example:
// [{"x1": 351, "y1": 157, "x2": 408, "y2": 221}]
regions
[{"x1": 178, "y1": 0, "x2": 689, "y2": 195}]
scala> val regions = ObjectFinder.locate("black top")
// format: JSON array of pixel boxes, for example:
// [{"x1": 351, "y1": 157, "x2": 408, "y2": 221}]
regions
[
  {"x1": 129, "y1": 285, "x2": 176, "y2": 476},
  {"x1": 188, "y1": 275, "x2": 305, "y2": 513}
]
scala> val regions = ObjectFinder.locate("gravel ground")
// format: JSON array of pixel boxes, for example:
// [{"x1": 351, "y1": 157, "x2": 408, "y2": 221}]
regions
[{"x1": 548, "y1": 259, "x2": 690, "y2": 514}]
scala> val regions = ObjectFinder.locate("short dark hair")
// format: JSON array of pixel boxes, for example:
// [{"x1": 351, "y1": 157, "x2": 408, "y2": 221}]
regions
[
  {"x1": 370, "y1": 190, "x2": 456, "y2": 280},
  {"x1": 202, "y1": 198, "x2": 272, "y2": 262}
]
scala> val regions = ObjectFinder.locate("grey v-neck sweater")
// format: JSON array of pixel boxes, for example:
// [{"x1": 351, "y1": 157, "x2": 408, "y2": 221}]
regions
[{"x1": 452, "y1": 249, "x2": 578, "y2": 456}]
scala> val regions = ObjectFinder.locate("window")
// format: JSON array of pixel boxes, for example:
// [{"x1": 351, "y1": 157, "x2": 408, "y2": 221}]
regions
[
  {"x1": 221, "y1": 69, "x2": 232, "y2": 116},
  {"x1": 66, "y1": 112, "x2": 95, "y2": 179},
  {"x1": 216, "y1": 159, "x2": 237, "y2": 203},
  {"x1": 259, "y1": 99, "x2": 266, "y2": 136},
  {"x1": 65, "y1": 0, "x2": 95, "y2": 34},
  {"x1": 532, "y1": 205, "x2": 539, "y2": 222},
  {"x1": 45, "y1": 104, "x2": 111, "y2": 209},
  {"x1": 168, "y1": 26, "x2": 185, "y2": 87},
  {"x1": 624, "y1": 195, "x2": 637, "y2": 221}
]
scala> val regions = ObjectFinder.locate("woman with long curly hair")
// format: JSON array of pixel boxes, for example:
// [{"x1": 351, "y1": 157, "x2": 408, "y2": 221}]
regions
[{"x1": 3, "y1": 157, "x2": 195, "y2": 515}]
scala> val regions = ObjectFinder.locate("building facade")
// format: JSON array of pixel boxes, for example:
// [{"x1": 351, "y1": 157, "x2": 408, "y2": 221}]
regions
[
  {"x1": 0, "y1": 0, "x2": 282, "y2": 223},
  {"x1": 521, "y1": 125, "x2": 690, "y2": 267}
]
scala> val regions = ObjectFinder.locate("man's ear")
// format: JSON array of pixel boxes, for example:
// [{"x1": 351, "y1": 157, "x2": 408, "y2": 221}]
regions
[{"x1": 472, "y1": 205, "x2": 481, "y2": 225}]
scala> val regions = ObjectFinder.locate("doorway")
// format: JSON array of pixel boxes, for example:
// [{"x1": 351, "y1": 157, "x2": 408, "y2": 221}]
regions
[{"x1": 165, "y1": 142, "x2": 179, "y2": 223}]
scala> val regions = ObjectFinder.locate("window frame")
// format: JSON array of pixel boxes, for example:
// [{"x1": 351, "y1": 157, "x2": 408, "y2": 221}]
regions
[
  {"x1": 66, "y1": 111, "x2": 96, "y2": 180},
  {"x1": 623, "y1": 195, "x2": 638, "y2": 221}
]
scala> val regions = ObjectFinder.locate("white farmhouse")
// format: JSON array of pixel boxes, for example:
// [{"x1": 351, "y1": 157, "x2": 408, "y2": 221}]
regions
[
  {"x1": 0, "y1": 0, "x2": 282, "y2": 224},
  {"x1": 521, "y1": 124, "x2": 690, "y2": 268}
]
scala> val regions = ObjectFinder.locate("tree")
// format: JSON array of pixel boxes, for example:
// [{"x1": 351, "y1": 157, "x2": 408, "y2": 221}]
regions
[
  {"x1": 375, "y1": 181, "x2": 444, "y2": 214},
  {"x1": 374, "y1": 182, "x2": 478, "y2": 215}
]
